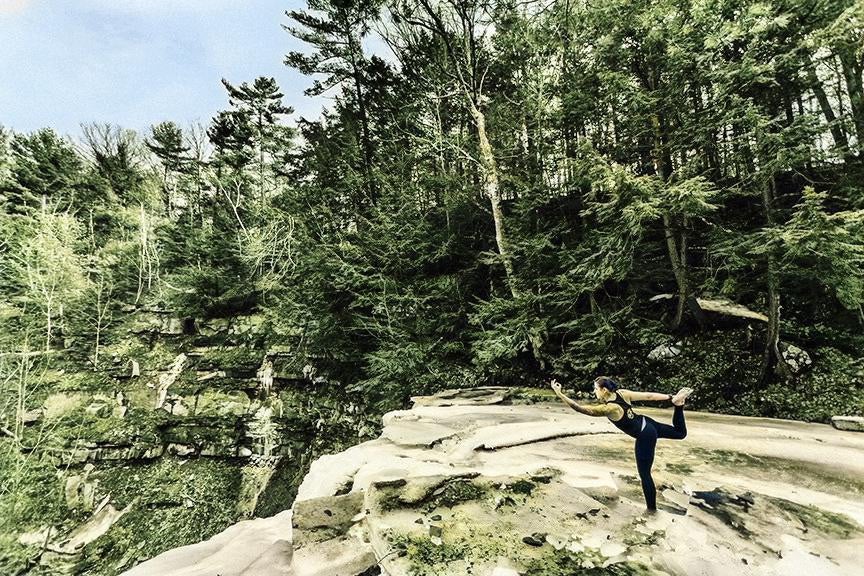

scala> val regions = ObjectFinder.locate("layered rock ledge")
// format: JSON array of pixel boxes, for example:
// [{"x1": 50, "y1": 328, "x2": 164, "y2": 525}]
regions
[{"x1": 125, "y1": 387, "x2": 864, "y2": 576}]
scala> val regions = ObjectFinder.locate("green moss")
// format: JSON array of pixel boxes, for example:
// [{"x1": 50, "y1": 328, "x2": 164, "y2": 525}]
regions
[
  {"x1": 769, "y1": 497, "x2": 861, "y2": 539},
  {"x1": 158, "y1": 416, "x2": 242, "y2": 451},
  {"x1": 690, "y1": 448, "x2": 864, "y2": 495},
  {"x1": 0, "y1": 533, "x2": 41, "y2": 576},
  {"x1": 529, "y1": 471, "x2": 557, "y2": 484},
  {"x1": 506, "y1": 479, "x2": 536, "y2": 495},
  {"x1": 33, "y1": 404, "x2": 167, "y2": 450},
  {"x1": 137, "y1": 340, "x2": 181, "y2": 371},
  {"x1": 506, "y1": 387, "x2": 555, "y2": 404},
  {"x1": 378, "y1": 490, "x2": 408, "y2": 512},
  {"x1": 523, "y1": 549, "x2": 654, "y2": 576},
  {"x1": 203, "y1": 347, "x2": 263, "y2": 374},
  {"x1": 74, "y1": 458, "x2": 243, "y2": 575},
  {"x1": 389, "y1": 533, "x2": 468, "y2": 575},
  {"x1": 427, "y1": 479, "x2": 487, "y2": 510},
  {"x1": 664, "y1": 462, "x2": 694, "y2": 474},
  {"x1": 0, "y1": 442, "x2": 70, "y2": 536},
  {"x1": 691, "y1": 448, "x2": 764, "y2": 468},
  {"x1": 51, "y1": 370, "x2": 116, "y2": 394},
  {"x1": 580, "y1": 445, "x2": 632, "y2": 463},
  {"x1": 378, "y1": 478, "x2": 489, "y2": 512},
  {"x1": 98, "y1": 336, "x2": 152, "y2": 368}
]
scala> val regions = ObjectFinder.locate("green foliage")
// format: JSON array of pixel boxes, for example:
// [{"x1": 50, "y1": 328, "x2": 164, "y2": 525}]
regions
[
  {"x1": 758, "y1": 347, "x2": 864, "y2": 421},
  {"x1": 74, "y1": 459, "x2": 242, "y2": 575},
  {"x1": 2, "y1": 129, "x2": 87, "y2": 213},
  {"x1": 2, "y1": 2, "x2": 864, "y2": 573},
  {"x1": 146, "y1": 121, "x2": 190, "y2": 174},
  {"x1": 0, "y1": 443, "x2": 69, "y2": 532},
  {"x1": 775, "y1": 188, "x2": 864, "y2": 309}
]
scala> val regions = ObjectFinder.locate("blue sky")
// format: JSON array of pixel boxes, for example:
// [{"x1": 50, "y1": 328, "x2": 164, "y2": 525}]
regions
[{"x1": 0, "y1": 0, "x2": 326, "y2": 137}]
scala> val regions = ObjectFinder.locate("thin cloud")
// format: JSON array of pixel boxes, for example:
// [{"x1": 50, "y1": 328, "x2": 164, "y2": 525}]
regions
[
  {"x1": 0, "y1": 0, "x2": 32, "y2": 15},
  {"x1": 0, "y1": 0, "x2": 315, "y2": 135},
  {"x1": 79, "y1": 0, "x2": 246, "y2": 15}
]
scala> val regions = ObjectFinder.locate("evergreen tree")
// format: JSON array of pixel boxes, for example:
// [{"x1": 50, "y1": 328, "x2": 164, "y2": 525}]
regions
[
  {"x1": 286, "y1": 0, "x2": 382, "y2": 203},
  {"x1": 2, "y1": 129, "x2": 86, "y2": 213},
  {"x1": 219, "y1": 77, "x2": 294, "y2": 206},
  {"x1": 146, "y1": 121, "x2": 191, "y2": 215}
]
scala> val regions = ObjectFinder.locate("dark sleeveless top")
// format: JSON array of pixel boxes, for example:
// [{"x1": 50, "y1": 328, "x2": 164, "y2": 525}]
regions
[{"x1": 606, "y1": 393, "x2": 644, "y2": 439}]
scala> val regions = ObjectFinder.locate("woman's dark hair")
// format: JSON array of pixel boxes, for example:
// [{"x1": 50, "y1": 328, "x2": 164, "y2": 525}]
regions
[{"x1": 595, "y1": 377, "x2": 618, "y2": 392}]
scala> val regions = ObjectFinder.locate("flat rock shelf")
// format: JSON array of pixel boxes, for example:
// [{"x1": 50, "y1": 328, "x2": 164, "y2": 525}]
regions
[{"x1": 125, "y1": 387, "x2": 864, "y2": 576}]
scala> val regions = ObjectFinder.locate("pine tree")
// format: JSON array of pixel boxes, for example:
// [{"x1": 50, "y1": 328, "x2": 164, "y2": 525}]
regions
[
  {"x1": 146, "y1": 121, "x2": 191, "y2": 214},
  {"x1": 220, "y1": 77, "x2": 294, "y2": 206},
  {"x1": 2, "y1": 129, "x2": 85, "y2": 213},
  {"x1": 286, "y1": 0, "x2": 381, "y2": 203}
]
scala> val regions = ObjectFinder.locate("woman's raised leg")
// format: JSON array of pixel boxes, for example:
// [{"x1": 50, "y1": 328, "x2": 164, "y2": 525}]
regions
[{"x1": 654, "y1": 405, "x2": 687, "y2": 440}]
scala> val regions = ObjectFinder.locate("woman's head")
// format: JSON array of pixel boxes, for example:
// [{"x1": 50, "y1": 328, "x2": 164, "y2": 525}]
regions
[{"x1": 593, "y1": 376, "x2": 617, "y2": 400}]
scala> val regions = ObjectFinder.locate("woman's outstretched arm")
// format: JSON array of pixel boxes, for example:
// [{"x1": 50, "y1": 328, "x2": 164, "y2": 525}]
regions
[
  {"x1": 550, "y1": 380, "x2": 617, "y2": 418},
  {"x1": 619, "y1": 389, "x2": 673, "y2": 402}
]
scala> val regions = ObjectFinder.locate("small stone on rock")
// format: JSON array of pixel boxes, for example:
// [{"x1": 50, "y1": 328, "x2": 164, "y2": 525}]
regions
[{"x1": 522, "y1": 533, "x2": 546, "y2": 547}]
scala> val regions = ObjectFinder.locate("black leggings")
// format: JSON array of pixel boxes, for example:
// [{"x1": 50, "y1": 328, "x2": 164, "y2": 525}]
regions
[{"x1": 634, "y1": 405, "x2": 687, "y2": 510}]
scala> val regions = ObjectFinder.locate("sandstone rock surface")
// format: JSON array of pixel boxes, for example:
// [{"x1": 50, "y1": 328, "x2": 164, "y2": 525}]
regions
[{"x1": 125, "y1": 387, "x2": 864, "y2": 576}]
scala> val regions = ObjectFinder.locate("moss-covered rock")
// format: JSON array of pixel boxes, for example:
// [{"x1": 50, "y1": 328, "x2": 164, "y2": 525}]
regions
[
  {"x1": 523, "y1": 549, "x2": 654, "y2": 576},
  {"x1": 73, "y1": 458, "x2": 243, "y2": 575}
]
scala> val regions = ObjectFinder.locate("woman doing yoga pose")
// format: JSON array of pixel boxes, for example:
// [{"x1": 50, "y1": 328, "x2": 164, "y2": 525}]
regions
[{"x1": 550, "y1": 376, "x2": 692, "y2": 512}]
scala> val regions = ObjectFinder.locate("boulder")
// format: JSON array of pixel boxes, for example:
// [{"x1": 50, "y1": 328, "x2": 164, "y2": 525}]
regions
[
  {"x1": 781, "y1": 343, "x2": 812, "y2": 373},
  {"x1": 167, "y1": 443, "x2": 197, "y2": 457},
  {"x1": 410, "y1": 386, "x2": 510, "y2": 407},
  {"x1": 160, "y1": 317, "x2": 185, "y2": 335},
  {"x1": 122, "y1": 511, "x2": 293, "y2": 576},
  {"x1": 648, "y1": 342, "x2": 682, "y2": 360},
  {"x1": 50, "y1": 496, "x2": 132, "y2": 554},
  {"x1": 831, "y1": 416, "x2": 864, "y2": 432},
  {"x1": 18, "y1": 526, "x2": 58, "y2": 547},
  {"x1": 292, "y1": 491, "x2": 365, "y2": 539},
  {"x1": 192, "y1": 389, "x2": 250, "y2": 417},
  {"x1": 154, "y1": 353, "x2": 187, "y2": 409},
  {"x1": 22, "y1": 408, "x2": 43, "y2": 424},
  {"x1": 64, "y1": 472, "x2": 97, "y2": 511},
  {"x1": 43, "y1": 393, "x2": 84, "y2": 420}
]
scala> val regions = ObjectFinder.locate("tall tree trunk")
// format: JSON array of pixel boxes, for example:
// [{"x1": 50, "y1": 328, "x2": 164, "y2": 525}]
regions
[
  {"x1": 470, "y1": 101, "x2": 518, "y2": 299},
  {"x1": 760, "y1": 176, "x2": 793, "y2": 382},
  {"x1": 805, "y1": 55, "x2": 850, "y2": 153},
  {"x1": 162, "y1": 165, "x2": 171, "y2": 215},
  {"x1": 693, "y1": 84, "x2": 721, "y2": 179},
  {"x1": 662, "y1": 213, "x2": 688, "y2": 327},
  {"x1": 838, "y1": 49, "x2": 864, "y2": 152},
  {"x1": 258, "y1": 112, "x2": 266, "y2": 210},
  {"x1": 650, "y1": 108, "x2": 688, "y2": 328}
]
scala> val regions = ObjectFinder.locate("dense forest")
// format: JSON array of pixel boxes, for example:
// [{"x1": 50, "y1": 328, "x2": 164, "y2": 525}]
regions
[{"x1": 1, "y1": 0, "x2": 863, "y2": 573}]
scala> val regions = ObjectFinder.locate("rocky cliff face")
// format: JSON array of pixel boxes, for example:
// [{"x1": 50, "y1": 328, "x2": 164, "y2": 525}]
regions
[
  {"x1": 126, "y1": 387, "x2": 864, "y2": 576},
  {"x1": 4, "y1": 309, "x2": 377, "y2": 575}
]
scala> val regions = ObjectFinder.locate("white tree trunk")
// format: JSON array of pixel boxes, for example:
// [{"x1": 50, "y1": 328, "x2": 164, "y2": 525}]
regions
[{"x1": 470, "y1": 102, "x2": 518, "y2": 299}]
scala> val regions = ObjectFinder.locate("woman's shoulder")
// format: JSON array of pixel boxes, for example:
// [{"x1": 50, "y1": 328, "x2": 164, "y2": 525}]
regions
[
  {"x1": 605, "y1": 400, "x2": 625, "y2": 420},
  {"x1": 615, "y1": 389, "x2": 634, "y2": 402}
]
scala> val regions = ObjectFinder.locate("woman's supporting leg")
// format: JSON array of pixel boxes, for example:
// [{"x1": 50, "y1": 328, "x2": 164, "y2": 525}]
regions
[
  {"x1": 654, "y1": 405, "x2": 687, "y2": 440},
  {"x1": 634, "y1": 426, "x2": 658, "y2": 510}
]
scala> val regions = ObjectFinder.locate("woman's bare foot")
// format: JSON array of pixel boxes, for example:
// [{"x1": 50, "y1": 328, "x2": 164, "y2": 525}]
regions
[{"x1": 671, "y1": 387, "x2": 693, "y2": 406}]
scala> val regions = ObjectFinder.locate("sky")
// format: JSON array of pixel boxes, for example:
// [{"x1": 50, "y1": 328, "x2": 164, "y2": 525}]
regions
[{"x1": 0, "y1": 0, "x2": 326, "y2": 137}]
